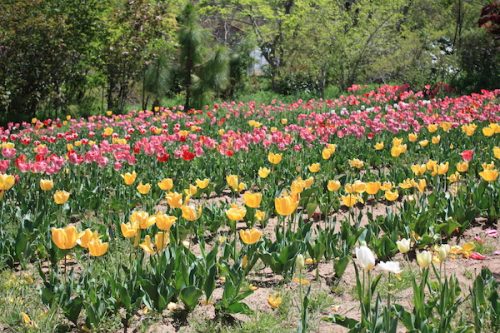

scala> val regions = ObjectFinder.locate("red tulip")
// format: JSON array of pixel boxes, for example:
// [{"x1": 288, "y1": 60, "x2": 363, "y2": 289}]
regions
[
  {"x1": 461, "y1": 150, "x2": 474, "y2": 162},
  {"x1": 182, "y1": 150, "x2": 195, "y2": 161}
]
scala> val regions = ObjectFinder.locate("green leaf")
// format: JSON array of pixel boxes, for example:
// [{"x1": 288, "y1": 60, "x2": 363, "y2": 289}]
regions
[
  {"x1": 180, "y1": 286, "x2": 202, "y2": 311},
  {"x1": 226, "y1": 302, "x2": 252, "y2": 315}
]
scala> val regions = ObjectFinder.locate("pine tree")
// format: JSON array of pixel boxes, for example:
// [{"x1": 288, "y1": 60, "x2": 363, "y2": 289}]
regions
[
  {"x1": 178, "y1": 3, "x2": 205, "y2": 110},
  {"x1": 177, "y1": 3, "x2": 229, "y2": 110}
]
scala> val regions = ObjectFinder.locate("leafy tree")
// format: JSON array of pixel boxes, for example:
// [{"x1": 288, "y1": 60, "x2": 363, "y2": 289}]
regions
[
  {"x1": 100, "y1": 0, "x2": 172, "y2": 112},
  {"x1": 0, "y1": 0, "x2": 104, "y2": 121}
]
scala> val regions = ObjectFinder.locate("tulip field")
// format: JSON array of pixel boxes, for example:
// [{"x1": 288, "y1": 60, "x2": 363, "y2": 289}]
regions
[{"x1": 1, "y1": 84, "x2": 500, "y2": 332}]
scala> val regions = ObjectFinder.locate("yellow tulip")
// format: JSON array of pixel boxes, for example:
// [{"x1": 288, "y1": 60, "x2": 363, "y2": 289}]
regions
[
  {"x1": 431, "y1": 135, "x2": 441, "y2": 144},
  {"x1": 447, "y1": 172, "x2": 460, "y2": 184},
  {"x1": 437, "y1": 162, "x2": 449, "y2": 175},
  {"x1": 416, "y1": 179, "x2": 427, "y2": 193},
  {"x1": 88, "y1": 239, "x2": 109, "y2": 257},
  {"x1": 77, "y1": 229, "x2": 98, "y2": 248},
  {"x1": 51, "y1": 225, "x2": 78, "y2": 250},
  {"x1": 0, "y1": 174, "x2": 15, "y2": 191},
  {"x1": 154, "y1": 231, "x2": 169, "y2": 252},
  {"x1": 239, "y1": 228, "x2": 263, "y2": 245},
  {"x1": 352, "y1": 180, "x2": 366, "y2": 194},
  {"x1": 322, "y1": 147, "x2": 333, "y2": 159},
  {"x1": 195, "y1": 178, "x2": 210, "y2": 189},
  {"x1": 243, "y1": 192, "x2": 262, "y2": 208},
  {"x1": 130, "y1": 210, "x2": 154, "y2": 229},
  {"x1": 158, "y1": 178, "x2": 174, "y2": 191},
  {"x1": 226, "y1": 204, "x2": 247, "y2": 221},
  {"x1": 426, "y1": 159, "x2": 437, "y2": 171},
  {"x1": 341, "y1": 194, "x2": 360, "y2": 208},
  {"x1": 411, "y1": 164, "x2": 426, "y2": 176},
  {"x1": 493, "y1": 147, "x2": 500, "y2": 159},
  {"x1": 304, "y1": 177, "x2": 314, "y2": 188},
  {"x1": 140, "y1": 235, "x2": 155, "y2": 255},
  {"x1": 380, "y1": 182, "x2": 393, "y2": 191},
  {"x1": 327, "y1": 180, "x2": 341, "y2": 192},
  {"x1": 479, "y1": 169, "x2": 498, "y2": 182},
  {"x1": 308, "y1": 163, "x2": 320, "y2": 173},
  {"x1": 226, "y1": 175, "x2": 239, "y2": 190},
  {"x1": 137, "y1": 182, "x2": 151, "y2": 195},
  {"x1": 326, "y1": 143, "x2": 336, "y2": 152},
  {"x1": 348, "y1": 158, "x2": 364, "y2": 169},
  {"x1": 275, "y1": 194, "x2": 299, "y2": 216},
  {"x1": 419, "y1": 140, "x2": 429, "y2": 147},
  {"x1": 268, "y1": 294, "x2": 282, "y2": 309},
  {"x1": 427, "y1": 124, "x2": 438, "y2": 133},
  {"x1": 53, "y1": 190, "x2": 70, "y2": 205},
  {"x1": 392, "y1": 137, "x2": 403, "y2": 146},
  {"x1": 238, "y1": 182, "x2": 247, "y2": 192},
  {"x1": 391, "y1": 144, "x2": 407, "y2": 158},
  {"x1": 440, "y1": 121, "x2": 452, "y2": 132},
  {"x1": 482, "y1": 162, "x2": 495, "y2": 170},
  {"x1": 255, "y1": 210, "x2": 266, "y2": 221},
  {"x1": 258, "y1": 167, "x2": 271, "y2": 178},
  {"x1": 184, "y1": 184, "x2": 198, "y2": 196},
  {"x1": 374, "y1": 142, "x2": 384, "y2": 150},
  {"x1": 461, "y1": 124, "x2": 477, "y2": 136},
  {"x1": 281, "y1": 118, "x2": 288, "y2": 125},
  {"x1": 268, "y1": 152, "x2": 283, "y2": 165},
  {"x1": 384, "y1": 190, "x2": 399, "y2": 202},
  {"x1": 408, "y1": 133, "x2": 418, "y2": 142},
  {"x1": 365, "y1": 181, "x2": 381, "y2": 195},
  {"x1": 181, "y1": 205, "x2": 201, "y2": 221},
  {"x1": 40, "y1": 179, "x2": 54, "y2": 191},
  {"x1": 166, "y1": 192, "x2": 183, "y2": 208},
  {"x1": 120, "y1": 223, "x2": 138, "y2": 238},
  {"x1": 456, "y1": 162, "x2": 469, "y2": 173},
  {"x1": 291, "y1": 178, "x2": 306, "y2": 194},
  {"x1": 155, "y1": 213, "x2": 177, "y2": 231},
  {"x1": 399, "y1": 178, "x2": 415, "y2": 190},
  {"x1": 121, "y1": 171, "x2": 137, "y2": 186},
  {"x1": 483, "y1": 126, "x2": 495, "y2": 137},
  {"x1": 103, "y1": 127, "x2": 113, "y2": 136}
]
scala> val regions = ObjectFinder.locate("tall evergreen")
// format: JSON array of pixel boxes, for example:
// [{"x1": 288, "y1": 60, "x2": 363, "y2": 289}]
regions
[
  {"x1": 178, "y1": 3, "x2": 205, "y2": 110},
  {"x1": 177, "y1": 3, "x2": 229, "y2": 110}
]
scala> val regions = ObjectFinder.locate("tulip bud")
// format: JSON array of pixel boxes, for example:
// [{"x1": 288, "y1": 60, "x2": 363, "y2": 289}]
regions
[{"x1": 295, "y1": 254, "x2": 305, "y2": 271}]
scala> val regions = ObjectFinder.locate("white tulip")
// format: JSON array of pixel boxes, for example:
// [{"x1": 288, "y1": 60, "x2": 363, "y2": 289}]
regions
[
  {"x1": 416, "y1": 250, "x2": 432, "y2": 269},
  {"x1": 355, "y1": 245, "x2": 376, "y2": 271},
  {"x1": 295, "y1": 254, "x2": 305, "y2": 271},
  {"x1": 436, "y1": 244, "x2": 450, "y2": 262},
  {"x1": 378, "y1": 261, "x2": 402, "y2": 274},
  {"x1": 396, "y1": 238, "x2": 411, "y2": 254}
]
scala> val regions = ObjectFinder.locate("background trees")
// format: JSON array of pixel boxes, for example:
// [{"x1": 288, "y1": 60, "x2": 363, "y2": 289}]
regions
[{"x1": 0, "y1": 0, "x2": 497, "y2": 122}]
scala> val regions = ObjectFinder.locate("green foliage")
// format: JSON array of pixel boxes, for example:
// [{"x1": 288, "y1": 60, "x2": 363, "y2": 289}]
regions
[
  {"x1": 0, "y1": 0, "x2": 496, "y2": 122},
  {"x1": 0, "y1": 0, "x2": 105, "y2": 121}
]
